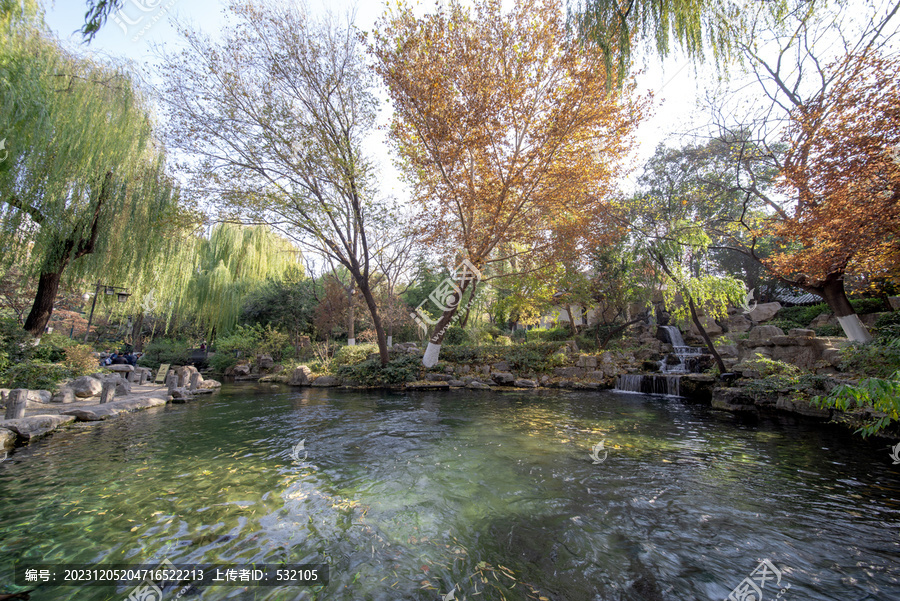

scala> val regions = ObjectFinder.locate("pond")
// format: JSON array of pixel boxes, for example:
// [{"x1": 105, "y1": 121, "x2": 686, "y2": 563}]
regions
[{"x1": 1, "y1": 385, "x2": 899, "y2": 600}]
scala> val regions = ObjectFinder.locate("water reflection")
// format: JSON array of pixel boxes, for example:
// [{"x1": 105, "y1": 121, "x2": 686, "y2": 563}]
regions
[{"x1": 0, "y1": 385, "x2": 898, "y2": 600}]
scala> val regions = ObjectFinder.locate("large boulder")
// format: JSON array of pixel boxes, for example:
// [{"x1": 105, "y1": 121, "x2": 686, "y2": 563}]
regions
[
  {"x1": 0, "y1": 414, "x2": 75, "y2": 441},
  {"x1": 491, "y1": 361, "x2": 510, "y2": 372},
  {"x1": 491, "y1": 372, "x2": 516, "y2": 386},
  {"x1": 311, "y1": 375, "x2": 340, "y2": 387},
  {"x1": 0, "y1": 428, "x2": 15, "y2": 450},
  {"x1": 514, "y1": 378, "x2": 537, "y2": 388},
  {"x1": 116, "y1": 378, "x2": 132, "y2": 396},
  {"x1": 231, "y1": 363, "x2": 252, "y2": 377},
  {"x1": 105, "y1": 364, "x2": 134, "y2": 374},
  {"x1": 467, "y1": 381, "x2": 491, "y2": 390},
  {"x1": 62, "y1": 397, "x2": 167, "y2": 421},
  {"x1": 748, "y1": 302, "x2": 782, "y2": 323},
  {"x1": 51, "y1": 387, "x2": 75, "y2": 404},
  {"x1": 71, "y1": 376, "x2": 103, "y2": 398},
  {"x1": 170, "y1": 387, "x2": 193, "y2": 402},
  {"x1": 575, "y1": 355, "x2": 597, "y2": 369},
  {"x1": 288, "y1": 366, "x2": 312, "y2": 386},
  {"x1": 748, "y1": 325, "x2": 785, "y2": 343},
  {"x1": 257, "y1": 354, "x2": 275, "y2": 370},
  {"x1": 26, "y1": 390, "x2": 52, "y2": 404}
]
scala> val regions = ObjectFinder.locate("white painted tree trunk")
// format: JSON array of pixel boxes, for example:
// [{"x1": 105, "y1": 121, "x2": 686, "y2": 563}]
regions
[
  {"x1": 347, "y1": 338, "x2": 355, "y2": 346},
  {"x1": 386, "y1": 335, "x2": 392, "y2": 347},
  {"x1": 837, "y1": 314, "x2": 873, "y2": 343},
  {"x1": 423, "y1": 342, "x2": 441, "y2": 367}
]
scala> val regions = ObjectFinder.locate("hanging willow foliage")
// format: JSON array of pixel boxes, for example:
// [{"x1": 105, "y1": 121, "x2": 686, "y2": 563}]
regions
[
  {"x1": 176, "y1": 223, "x2": 303, "y2": 341},
  {"x1": 0, "y1": 3, "x2": 193, "y2": 335}
]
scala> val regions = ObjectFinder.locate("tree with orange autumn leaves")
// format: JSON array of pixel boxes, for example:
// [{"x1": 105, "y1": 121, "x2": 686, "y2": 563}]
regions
[
  {"x1": 767, "y1": 50, "x2": 900, "y2": 341},
  {"x1": 372, "y1": 0, "x2": 647, "y2": 366},
  {"x1": 712, "y1": 0, "x2": 900, "y2": 342}
]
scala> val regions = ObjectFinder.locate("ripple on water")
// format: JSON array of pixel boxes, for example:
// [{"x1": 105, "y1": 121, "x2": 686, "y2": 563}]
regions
[{"x1": 0, "y1": 386, "x2": 899, "y2": 600}]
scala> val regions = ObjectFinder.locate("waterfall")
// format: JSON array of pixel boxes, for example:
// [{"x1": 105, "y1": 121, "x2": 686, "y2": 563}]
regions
[
  {"x1": 659, "y1": 326, "x2": 703, "y2": 374},
  {"x1": 614, "y1": 374, "x2": 681, "y2": 396}
]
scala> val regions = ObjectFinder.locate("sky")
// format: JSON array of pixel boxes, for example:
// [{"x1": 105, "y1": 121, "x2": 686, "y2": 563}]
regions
[{"x1": 41, "y1": 0, "x2": 719, "y2": 200}]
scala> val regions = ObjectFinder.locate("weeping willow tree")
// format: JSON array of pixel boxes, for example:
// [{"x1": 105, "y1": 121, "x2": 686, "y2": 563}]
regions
[
  {"x1": 570, "y1": 0, "x2": 807, "y2": 79},
  {"x1": 177, "y1": 223, "x2": 303, "y2": 341},
  {"x1": 0, "y1": 2, "x2": 189, "y2": 336}
]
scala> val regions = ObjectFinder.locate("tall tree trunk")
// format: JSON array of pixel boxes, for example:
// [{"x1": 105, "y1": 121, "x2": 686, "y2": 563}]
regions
[
  {"x1": 23, "y1": 262, "x2": 68, "y2": 336},
  {"x1": 688, "y1": 297, "x2": 727, "y2": 374},
  {"x1": 346, "y1": 281, "x2": 356, "y2": 345},
  {"x1": 356, "y1": 278, "x2": 389, "y2": 365},
  {"x1": 131, "y1": 312, "x2": 145, "y2": 351},
  {"x1": 818, "y1": 275, "x2": 872, "y2": 343},
  {"x1": 422, "y1": 281, "x2": 472, "y2": 367}
]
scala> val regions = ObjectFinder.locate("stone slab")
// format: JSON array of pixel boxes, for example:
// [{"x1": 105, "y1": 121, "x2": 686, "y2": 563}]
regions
[
  {"x1": 0, "y1": 414, "x2": 76, "y2": 441},
  {"x1": 406, "y1": 381, "x2": 450, "y2": 390},
  {"x1": 61, "y1": 397, "x2": 167, "y2": 421}
]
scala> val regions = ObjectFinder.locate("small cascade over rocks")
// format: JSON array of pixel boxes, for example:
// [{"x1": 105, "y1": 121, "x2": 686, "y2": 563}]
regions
[
  {"x1": 658, "y1": 326, "x2": 704, "y2": 374},
  {"x1": 615, "y1": 374, "x2": 681, "y2": 396},
  {"x1": 613, "y1": 326, "x2": 707, "y2": 397}
]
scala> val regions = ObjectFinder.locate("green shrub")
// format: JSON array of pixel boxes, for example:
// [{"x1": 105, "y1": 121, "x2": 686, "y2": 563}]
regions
[
  {"x1": 814, "y1": 324, "x2": 845, "y2": 337},
  {"x1": 0, "y1": 317, "x2": 35, "y2": 369},
  {"x1": 440, "y1": 341, "x2": 568, "y2": 373},
  {"x1": 742, "y1": 353, "x2": 800, "y2": 377},
  {"x1": 444, "y1": 326, "x2": 470, "y2": 345},
  {"x1": 495, "y1": 335, "x2": 512, "y2": 346},
  {"x1": 776, "y1": 304, "x2": 829, "y2": 327},
  {"x1": 2, "y1": 361, "x2": 72, "y2": 390},
  {"x1": 766, "y1": 319, "x2": 802, "y2": 332},
  {"x1": 813, "y1": 370, "x2": 900, "y2": 437},
  {"x1": 332, "y1": 343, "x2": 378, "y2": 367},
  {"x1": 64, "y1": 344, "x2": 99, "y2": 376},
  {"x1": 32, "y1": 332, "x2": 77, "y2": 363},
  {"x1": 138, "y1": 338, "x2": 192, "y2": 367},
  {"x1": 335, "y1": 354, "x2": 422, "y2": 386},
  {"x1": 849, "y1": 297, "x2": 888, "y2": 315},
  {"x1": 874, "y1": 311, "x2": 900, "y2": 343},
  {"x1": 840, "y1": 342, "x2": 900, "y2": 379},
  {"x1": 525, "y1": 327, "x2": 572, "y2": 342}
]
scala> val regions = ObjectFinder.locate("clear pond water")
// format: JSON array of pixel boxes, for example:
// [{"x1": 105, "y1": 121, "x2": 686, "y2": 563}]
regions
[{"x1": 1, "y1": 385, "x2": 899, "y2": 600}]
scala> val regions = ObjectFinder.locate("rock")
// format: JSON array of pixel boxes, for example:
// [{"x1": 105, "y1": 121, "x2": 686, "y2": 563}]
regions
[
  {"x1": 105, "y1": 364, "x2": 135, "y2": 373},
  {"x1": 288, "y1": 366, "x2": 312, "y2": 386},
  {"x1": 257, "y1": 354, "x2": 275, "y2": 370},
  {"x1": 311, "y1": 375, "x2": 340, "y2": 387},
  {"x1": 711, "y1": 388, "x2": 758, "y2": 413},
  {"x1": 540, "y1": 375, "x2": 551, "y2": 385},
  {"x1": 724, "y1": 314, "x2": 753, "y2": 333},
  {"x1": 116, "y1": 378, "x2": 132, "y2": 396},
  {"x1": 199, "y1": 379, "x2": 222, "y2": 390},
  {"x1": 553, "y1": 367, "x2": 585, "y2": 378},
  {"x1": 776, "y1": 396, "x2": 831, "y2": 418},
  {"x1": 26, "y1": 390, "x2": 52, "y2": 404},
  {"x1": 514, "y1": 379, "x2": 537, "y2": 388},
  {"x1": 585, "y1": 370, "x2": 607, "y2": 381},
  {"x1": 491, "y1": 371, "x2": 516, "y2": 385},
  {"x1": 71, "y1": 376, "x2": 103, "y2": 398},
  {"x1": 448, "y1": 379, "x2": 466, "y2": 387},
  {"x1": 788, "y1": 328, "x2": 816, "y2": 338},
  {"x1": 748, "y1": 302, "x2": 782, "y2": 323},
  {"x1": 170, "y1": 387, "x2": 193, "y2": 402},
  {"x1": 406, "y1": 381, "x2": 450, "y2": 390},
  {"x1": 467, "y1": 381, "x2": 491, "y2": 390},
  {"x1": 231, "y1": 363, "x2": 252, "y2": 377},
  {"x1": 51, "y1": 387, "x2": 75, "y2": 404},
  {"x1": 425, "y1": 373, "x2": 453, "y2": 382},
  {"x1": 688, "y1": 315, "x2": 723, "y2": 338},
  {"x1": 576, "y1": 355, "x2": 598, "y2": 368},
  {"x1": 808, "y1": 313, "x2": 834, "y2": 328},
  {"x1": 62, "y1": 397, "x2": 167, "y2": 421},
  {"x1": 0, "y1": 414, "x2": 75, "y2": 441},
  {"x1": 717, "y1": 345, "x2": 740, "y2": 358},
  {"x1": 1, "y1": 428, "x2": 15, "y2": 450},
  {"x1": 444, "y1": 365, "x2": 454, "y2": 374},
  {"x1": 491, "y1": 360, "x2": 510, "y2": 372},
  {"x1": 748, "y1": 325, "x2": 785, "y2": 342}
]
